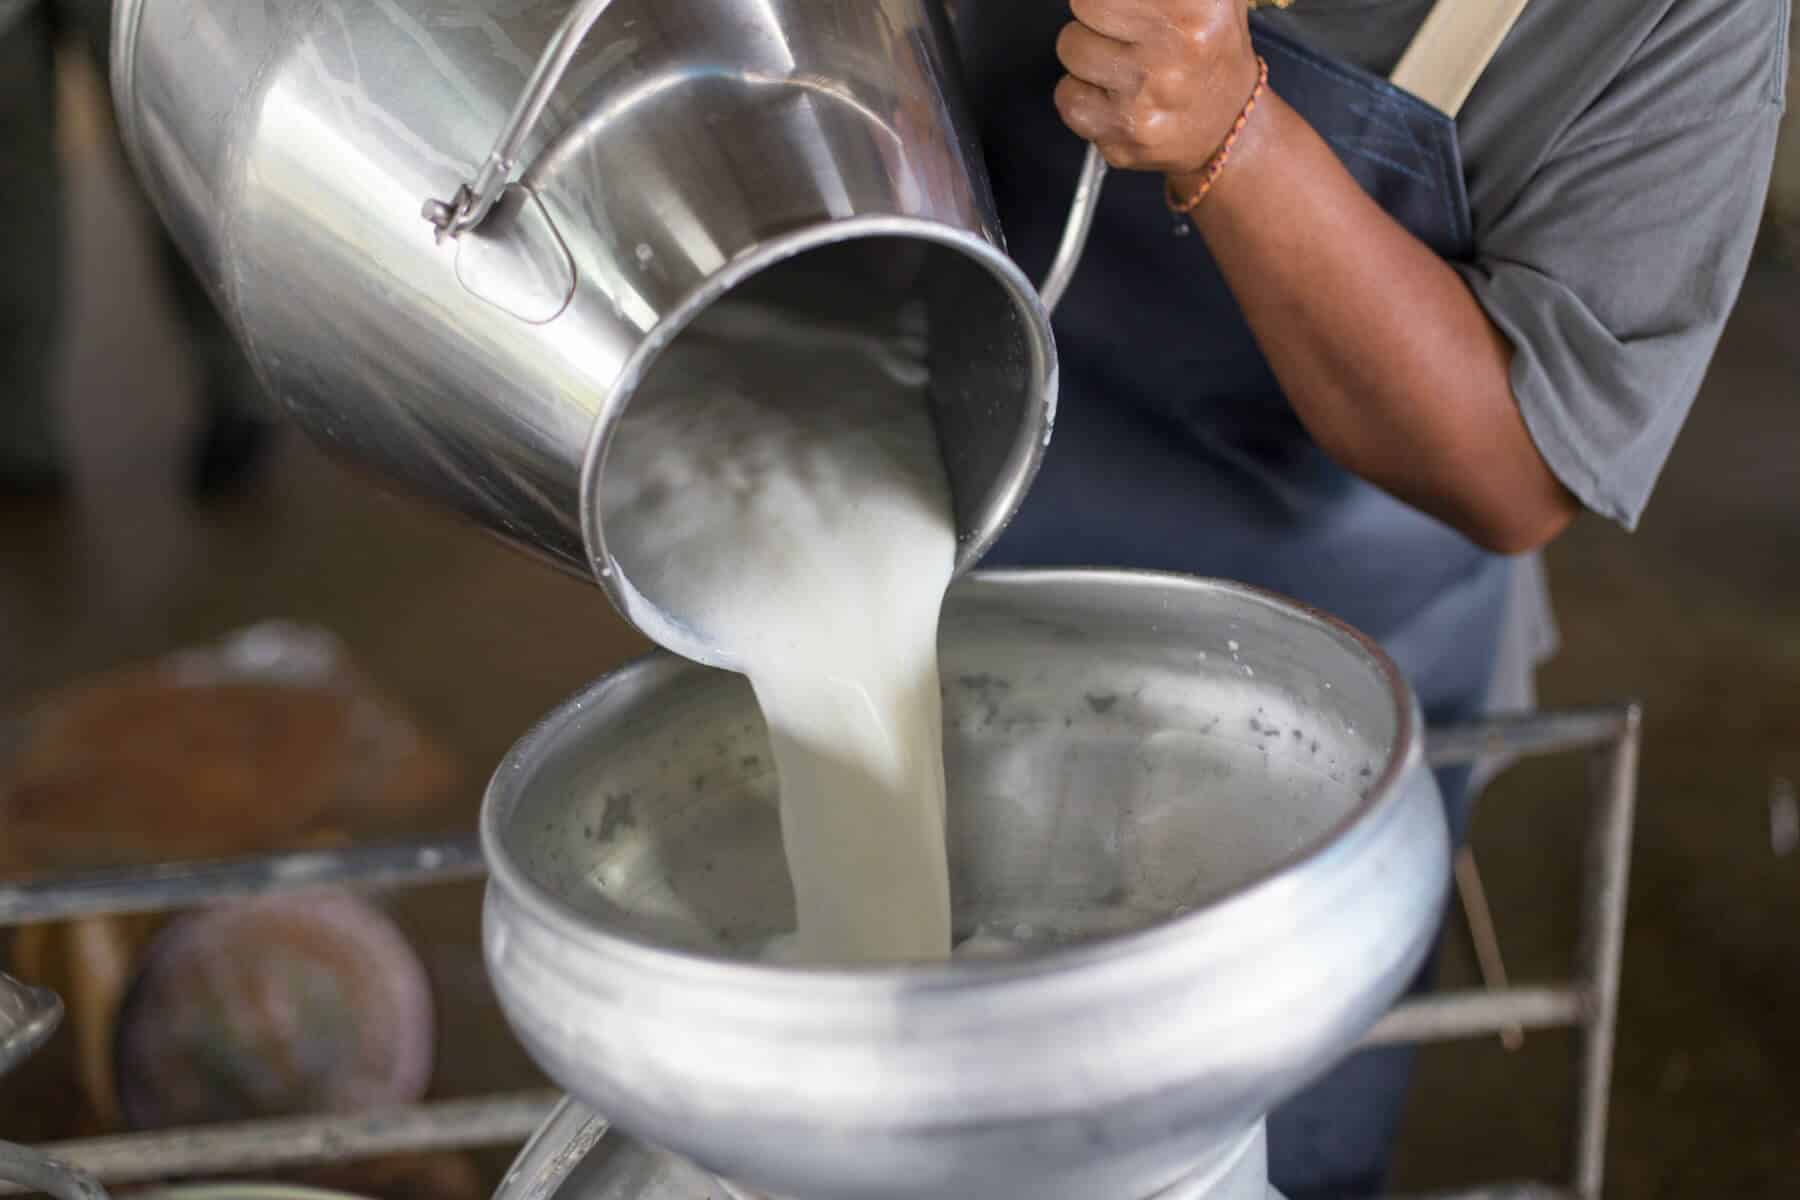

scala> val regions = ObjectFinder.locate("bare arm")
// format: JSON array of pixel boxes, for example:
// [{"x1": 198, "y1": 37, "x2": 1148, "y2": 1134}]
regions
[{"x1": 1054, "y1": 0, "x2": 1578, "y2": 554}]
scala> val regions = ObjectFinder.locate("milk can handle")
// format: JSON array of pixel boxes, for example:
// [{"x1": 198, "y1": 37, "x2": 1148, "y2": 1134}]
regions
[
  {"x1": 423, "y1": 0, "x2": 618, "y2": 239},
  {"x1": 1040, "y1": 145, "x2": 1108, "y2": 316},
  {"x1": 422, "y1": 0, "x2": 1108, "y2": 312}
]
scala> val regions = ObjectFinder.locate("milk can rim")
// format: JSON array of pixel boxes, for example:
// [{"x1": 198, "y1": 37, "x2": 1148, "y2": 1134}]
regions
[{"x1": 574, "y1": 214, "x2": 1058, "y2": 671}]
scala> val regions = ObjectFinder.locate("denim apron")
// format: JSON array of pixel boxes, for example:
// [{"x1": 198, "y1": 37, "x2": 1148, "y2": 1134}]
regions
[{"x1": 957, "y1": 12, "x2": 1511, "y2": 1197}]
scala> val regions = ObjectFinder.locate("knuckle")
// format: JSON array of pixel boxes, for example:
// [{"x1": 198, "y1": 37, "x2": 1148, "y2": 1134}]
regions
[
  {"x1": 1128, "y1": 95, "x2": 1164, "y2": 137},
  {"x1": 1146, "y1": 64, "x2": 1189, "y2": 102},
  {"x1": 1183, "y1": 9, "x2": 1235, "y2": 55},
  {"x1": 1054, "y1": 81, "x2": 1095, "y2": 133}
]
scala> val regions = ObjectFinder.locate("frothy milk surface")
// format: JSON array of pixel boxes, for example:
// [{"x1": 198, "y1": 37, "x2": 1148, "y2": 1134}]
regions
[{"x1": 601, "y1": 300, "x2": 955, "y2": 964}]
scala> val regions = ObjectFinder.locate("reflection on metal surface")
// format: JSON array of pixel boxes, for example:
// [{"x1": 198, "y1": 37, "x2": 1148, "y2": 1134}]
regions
[{"x1": 456, "y1": 186, "x2": 579, "y2": 324}]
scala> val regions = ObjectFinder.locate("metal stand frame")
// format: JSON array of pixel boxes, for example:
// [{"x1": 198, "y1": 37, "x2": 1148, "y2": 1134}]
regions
[{"x1": 0, "y1": 706, "x2": 1640, "y2": 1200}]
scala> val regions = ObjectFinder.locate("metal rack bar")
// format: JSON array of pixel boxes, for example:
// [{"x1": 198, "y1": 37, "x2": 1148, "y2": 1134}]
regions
[
  {"x1": 0, "y1": 1143, "x2": 107, "y2": 1200},
  {"x1": 1362, "y1": 987, "x2": 1584, "y2": 1048},
  {"x1": 0, "y1": 1094, "x2": 561, "y2": 1196},
  {"x1": 0, "y1": 837, "x2": 485, "y2": 926},
  {"x1": 1, "y1": 707, "x2": 1640, "y2": 1199},
  {"x1": 1423, "y1": 707, "x2": 1633, "y2": 768}
]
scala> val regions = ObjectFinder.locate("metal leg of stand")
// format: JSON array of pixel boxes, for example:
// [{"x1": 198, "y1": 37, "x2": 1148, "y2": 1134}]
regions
[
  {"x1": 1418, "y1": 704, "x2": 1642, "y2": 1200},
  {"x1": 1572, "y1": 707, "x2": 1641, "y2": 1200},
  {"x1": 1455, "y1": 846, "x2": 1524, "y2": 1051}
]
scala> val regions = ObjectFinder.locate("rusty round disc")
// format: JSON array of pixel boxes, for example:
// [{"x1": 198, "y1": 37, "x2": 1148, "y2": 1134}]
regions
[{"x1": 112, "y1": 892, "x2": 434, "y2": 1130}]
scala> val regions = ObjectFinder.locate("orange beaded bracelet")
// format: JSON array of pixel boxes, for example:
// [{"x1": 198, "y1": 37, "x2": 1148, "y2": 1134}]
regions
[{"x1": 1165, "y1": 55, "x2": 1270, "y2": 216}]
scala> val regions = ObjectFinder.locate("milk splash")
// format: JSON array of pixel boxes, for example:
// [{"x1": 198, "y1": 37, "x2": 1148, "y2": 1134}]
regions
[{"x1": 601, "y1": 300, "x2": 955, "y2": 964}]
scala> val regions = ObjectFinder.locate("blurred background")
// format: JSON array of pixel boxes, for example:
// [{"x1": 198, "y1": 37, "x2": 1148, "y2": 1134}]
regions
[{"x1": 2, "y1": 28, "x2": 1796, "y2": 1200}]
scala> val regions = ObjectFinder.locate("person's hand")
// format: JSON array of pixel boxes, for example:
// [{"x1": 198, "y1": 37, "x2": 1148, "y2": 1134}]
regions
[{"x1": 1054, "y1": 0, "x2": 1261, "y2": 175}]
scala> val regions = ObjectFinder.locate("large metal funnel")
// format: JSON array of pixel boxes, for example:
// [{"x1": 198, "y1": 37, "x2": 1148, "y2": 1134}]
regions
[{"x1": 480, "y1": 572, "x2": 1452, "y2": 1199}]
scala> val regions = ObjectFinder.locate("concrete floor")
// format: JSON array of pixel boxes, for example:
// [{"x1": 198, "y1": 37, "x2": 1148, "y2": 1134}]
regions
[{"x1": 3, "y1": 53, "x2": 1797, "y2": 1199}]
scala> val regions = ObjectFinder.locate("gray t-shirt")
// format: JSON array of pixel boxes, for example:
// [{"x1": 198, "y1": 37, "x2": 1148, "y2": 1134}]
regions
[
  {"x1": 1263, "y1": 0, "x2": 1790, "y2": 529},
  {"x1": 1260, "y1": 0, "x2": 1788, "y2": 731}
]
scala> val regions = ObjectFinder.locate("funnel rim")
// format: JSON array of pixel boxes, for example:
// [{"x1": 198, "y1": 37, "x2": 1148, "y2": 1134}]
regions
[
  {"x1": 481, "y1": 568, "x2": 1427, "y2": 993},
  {"x1": 575, "y1": 214, "x2": 1057, "y2": 670}
]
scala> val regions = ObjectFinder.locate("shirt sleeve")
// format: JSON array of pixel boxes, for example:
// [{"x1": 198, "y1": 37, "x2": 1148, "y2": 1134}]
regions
[{"x1": 1453, "y1": 2, "x2": 1788, "y2": 529}]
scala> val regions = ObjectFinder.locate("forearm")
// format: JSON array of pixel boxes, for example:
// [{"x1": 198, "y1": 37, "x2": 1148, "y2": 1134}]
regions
[{"x1": 1187, "y1": 93, "x2": 1576, "y2": 553}]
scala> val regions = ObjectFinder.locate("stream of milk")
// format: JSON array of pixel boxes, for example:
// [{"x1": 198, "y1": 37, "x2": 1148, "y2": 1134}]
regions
[{"x1": 601, "y1": 300, "x2": 956, "y2": 964}]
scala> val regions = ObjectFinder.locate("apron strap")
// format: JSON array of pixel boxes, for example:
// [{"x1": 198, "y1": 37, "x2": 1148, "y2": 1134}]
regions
[{"x1": 1389, "y1": 0, "x2": 1533, "y2": 117}]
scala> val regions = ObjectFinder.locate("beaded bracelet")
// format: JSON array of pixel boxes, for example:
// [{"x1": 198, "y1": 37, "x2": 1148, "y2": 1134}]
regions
[{"x1": 1165, "y1": 55, "x2": 1270, "y2": 216}]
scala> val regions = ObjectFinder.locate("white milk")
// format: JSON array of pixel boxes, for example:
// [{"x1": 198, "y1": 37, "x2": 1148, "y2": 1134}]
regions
[{"x1": 601, "y1": 300, "x2": 955, "y2": 964}]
